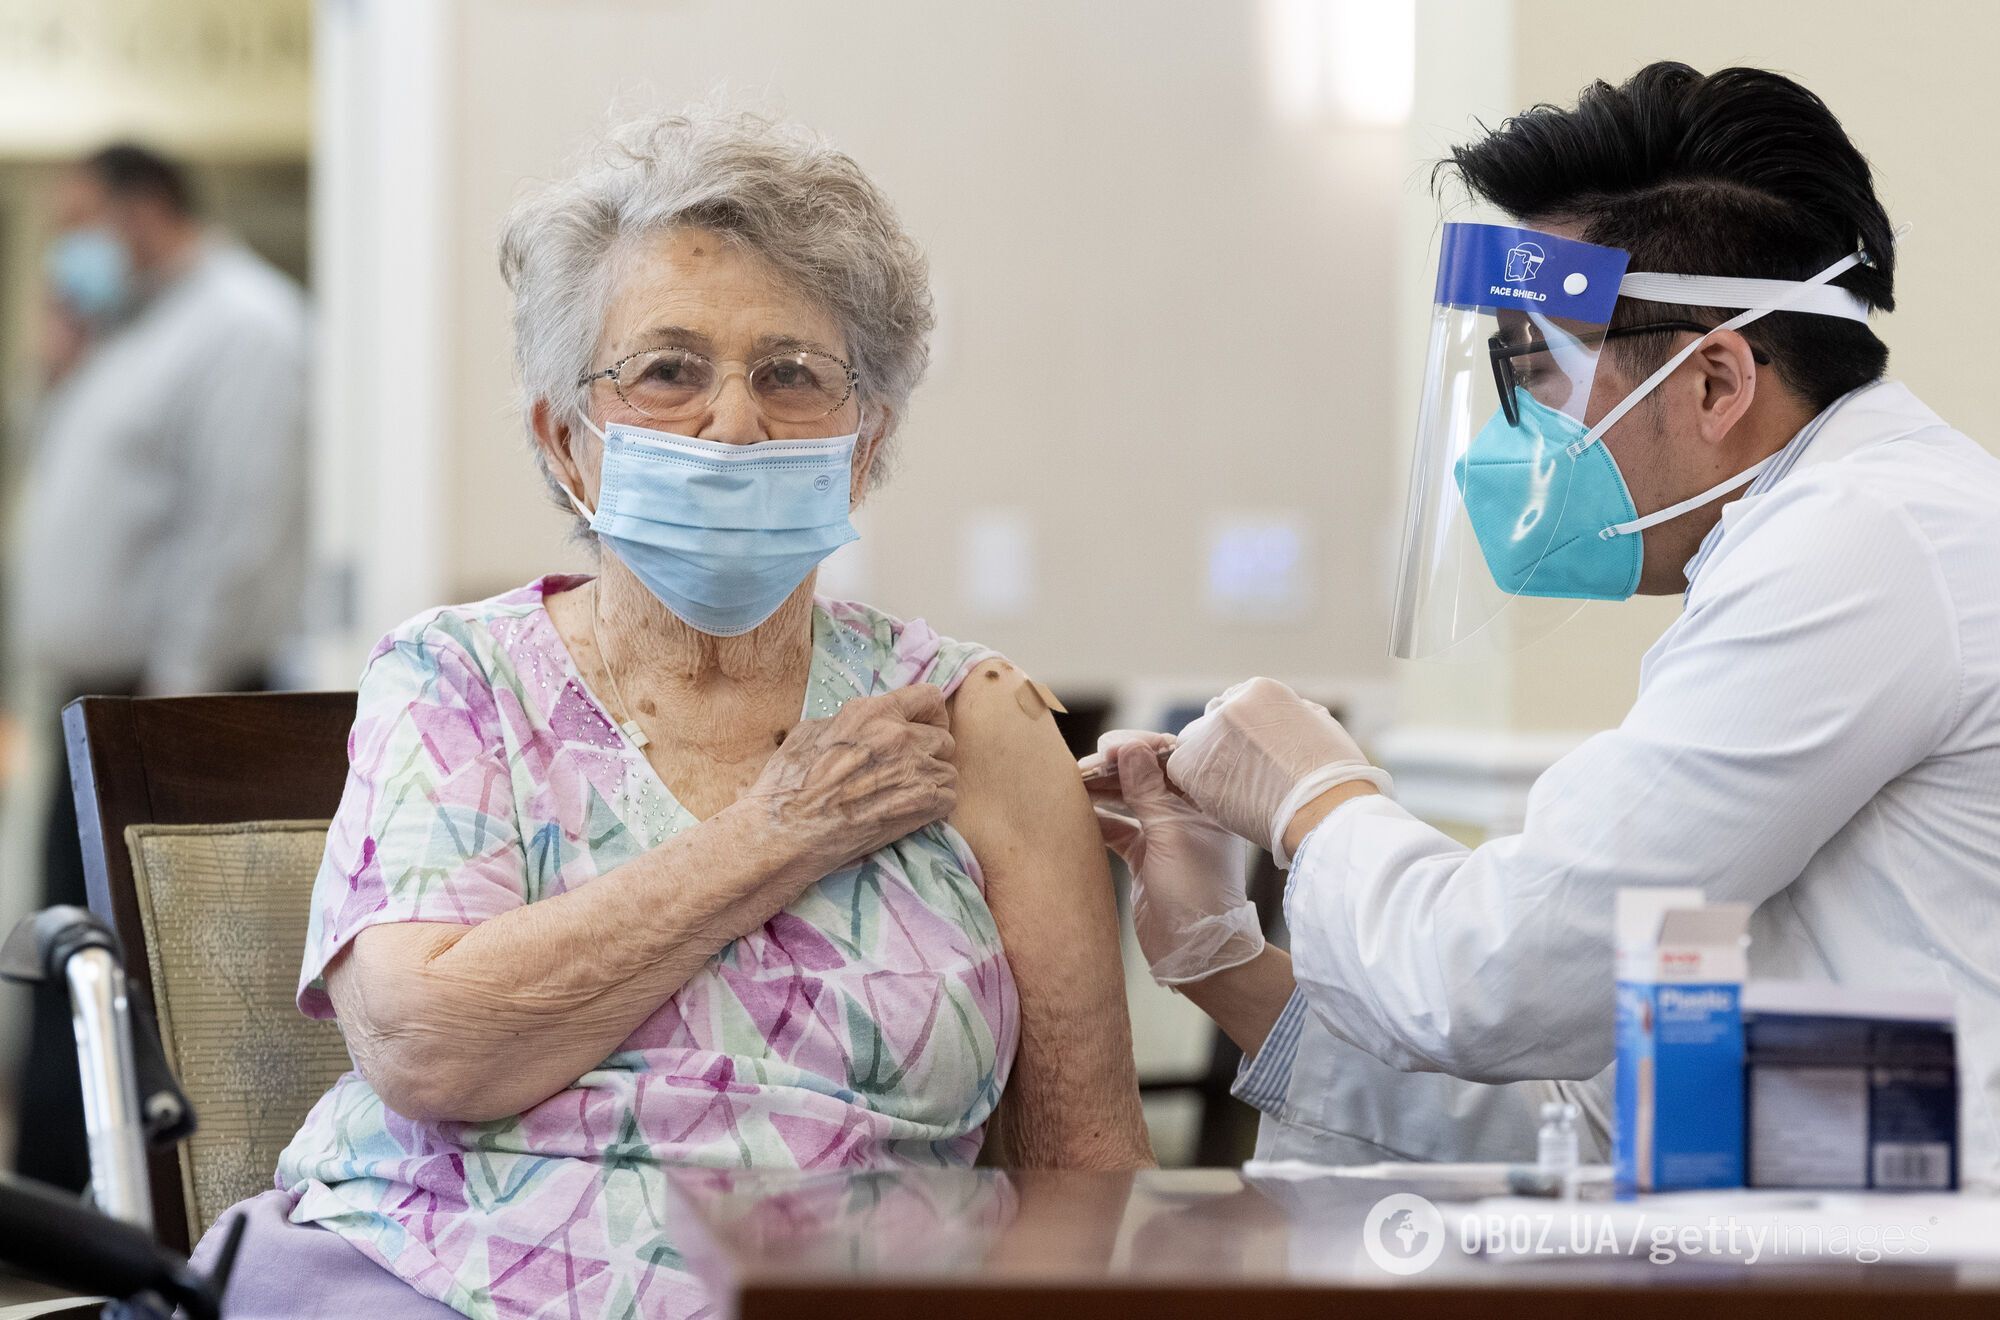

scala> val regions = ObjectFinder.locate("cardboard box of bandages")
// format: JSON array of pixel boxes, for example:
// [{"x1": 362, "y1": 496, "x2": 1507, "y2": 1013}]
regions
[
  {"x1": 1743, "y1": 981, "x2": 1959, "y2": 1190},
  {"x1": 1615, "y1": 889, "x2": 1752, "y2": 1196}
]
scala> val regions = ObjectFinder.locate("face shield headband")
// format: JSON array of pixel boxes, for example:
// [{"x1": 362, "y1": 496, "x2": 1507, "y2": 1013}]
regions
[{"x1": 1389, "y1": 221, "x2": 1892, "y2": 660}]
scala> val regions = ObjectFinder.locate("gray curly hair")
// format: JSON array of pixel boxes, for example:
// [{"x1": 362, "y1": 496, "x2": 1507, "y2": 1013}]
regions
[{"x1": 499, "y1": 110, "x2": 935, "y2": 505}]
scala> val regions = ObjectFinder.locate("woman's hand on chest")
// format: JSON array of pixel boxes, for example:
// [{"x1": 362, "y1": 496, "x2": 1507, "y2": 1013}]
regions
[{"x1": 734, "y1": 684, "x2": 959, "y2": 878}]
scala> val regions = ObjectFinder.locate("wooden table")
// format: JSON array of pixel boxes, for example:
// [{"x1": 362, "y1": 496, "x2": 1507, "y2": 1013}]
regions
[
  {"x1": 0, "y1": 1270, "x2": 101, "y2": 1320},
  {"x1": 666, "y1": 1167, "x2": 2000, "y2": 1320}
]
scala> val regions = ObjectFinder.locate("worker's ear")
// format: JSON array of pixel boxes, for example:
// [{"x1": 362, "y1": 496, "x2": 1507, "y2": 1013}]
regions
[
  {"x1": 531, "y1": 398, "x2": 595, "y2": 509},
  {"x1": 1686, "y1": 328, "x2": 1759, "y2": 449}
]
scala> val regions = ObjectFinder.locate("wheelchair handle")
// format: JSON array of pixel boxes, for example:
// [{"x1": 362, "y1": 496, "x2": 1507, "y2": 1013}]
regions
[{"x1": 1, "y1": 906, "x2": 159, "y2": 1228}]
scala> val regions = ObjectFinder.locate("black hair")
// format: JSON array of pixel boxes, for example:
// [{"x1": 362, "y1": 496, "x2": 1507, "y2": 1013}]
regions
[
  {"x1": 1437, "y1": 62, "x2": 1893, "y2": 413},
  {"x1": 84, "y1": 142, "x2": 197, "y2": 218}
]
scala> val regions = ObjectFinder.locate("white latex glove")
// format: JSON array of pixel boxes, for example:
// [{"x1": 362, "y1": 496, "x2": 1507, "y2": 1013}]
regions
[
  {"x1": 1165, "y1": 677, "x2": 1392, "y2": 868},
  {"x1": 1087, "y1": 731, "x2": 1264, "y2": 987}
]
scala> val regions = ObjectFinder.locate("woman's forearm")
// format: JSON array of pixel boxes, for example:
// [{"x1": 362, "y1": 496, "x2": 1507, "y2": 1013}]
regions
[
  {"x1": 973, "y1": 825, "x2": 1155, "y2": 1169},
  {"x1": 336, "y1": 680, "x2": 965, "y2": 1125},
  {"x1": 331, "y1": 798, "x2": 823, "y2": 1122},
  {"x1": 1176, "y1": 945, "x2": 1297, "y2": 1057}
]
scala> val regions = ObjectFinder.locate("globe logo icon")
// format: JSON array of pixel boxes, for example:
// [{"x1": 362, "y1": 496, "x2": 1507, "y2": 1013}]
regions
[{"x1": 1361, "y1": 1192, "x2": 1447, "y2": 1275}]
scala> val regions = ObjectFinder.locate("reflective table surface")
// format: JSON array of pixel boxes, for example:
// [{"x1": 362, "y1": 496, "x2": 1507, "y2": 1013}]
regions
[{"x1": 666, "y1": 1167, "x2": 2000, "y2": 1319}]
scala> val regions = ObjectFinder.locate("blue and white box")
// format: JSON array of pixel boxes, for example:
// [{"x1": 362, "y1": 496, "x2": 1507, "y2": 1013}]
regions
[
  {"x1": 1743, "y1": 981, "x2": 1958, "y2": 1190},
  {"x1": 1615, "y1": 888, "x2": 1752, "y2": 1196}
]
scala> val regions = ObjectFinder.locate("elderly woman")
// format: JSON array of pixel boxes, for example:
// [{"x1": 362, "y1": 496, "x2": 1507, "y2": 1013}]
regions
[{"x1": 193, "y1": 111, "x2": 1151, "y2": 1318}]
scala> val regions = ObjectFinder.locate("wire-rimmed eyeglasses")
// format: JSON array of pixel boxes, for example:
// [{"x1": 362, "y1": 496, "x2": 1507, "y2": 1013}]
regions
[{"x1": 577, "y1": 346, "x2": 860, "y2": 426}]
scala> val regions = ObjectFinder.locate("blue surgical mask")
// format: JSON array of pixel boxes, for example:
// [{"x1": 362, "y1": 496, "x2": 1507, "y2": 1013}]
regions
[
  {"x1": 46, "y1": 227, "x2": 132, "y2": 321},
  {"x1": 1455, "y1": 387, "x2": 1773, "y2": 601},
  {"x1": 568, "y1": 416, "x2": 860, "y2": 636}
]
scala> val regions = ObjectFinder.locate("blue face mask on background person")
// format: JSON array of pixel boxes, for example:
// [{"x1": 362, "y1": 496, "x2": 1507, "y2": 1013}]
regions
[
  {"x1": 46, "y1": 227, "x2": 132, "y2": 321},
  {"x1": 567, "y1": 415, "x2": 860, "y2": 636}
]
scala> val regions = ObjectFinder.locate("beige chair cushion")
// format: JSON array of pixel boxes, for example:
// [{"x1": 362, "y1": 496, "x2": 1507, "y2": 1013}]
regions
[{"x1": 124, "y1": 821, "x2": 352, "y2": 1240}]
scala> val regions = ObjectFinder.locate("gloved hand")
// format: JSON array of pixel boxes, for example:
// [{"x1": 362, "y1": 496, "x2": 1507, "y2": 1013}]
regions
[
  {"x1": 1087, "y1": 731, "x2": 1264, "y2": 986},
  {"x1": 1165, "y1": 677, "x2": 1392, "y2": 868}
]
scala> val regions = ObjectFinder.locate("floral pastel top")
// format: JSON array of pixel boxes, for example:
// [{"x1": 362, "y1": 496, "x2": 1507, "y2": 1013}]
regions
[{"x1": 275, "y1": 576, "x2": 1018, "y2": 1319}]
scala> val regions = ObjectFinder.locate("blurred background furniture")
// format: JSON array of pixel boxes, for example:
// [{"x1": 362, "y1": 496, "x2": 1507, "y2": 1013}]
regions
[{"x1": 63, "y1": 692, "x2": 355, "y2": 1253}]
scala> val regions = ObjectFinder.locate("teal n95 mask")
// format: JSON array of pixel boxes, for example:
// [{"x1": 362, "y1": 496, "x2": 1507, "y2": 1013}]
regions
[
  {"x1": 565, "y1": 415, "x2": 860, "y2": 637},
  {"x1": 1389, "y1": 221, "x2": 1881, "y2": 660}
]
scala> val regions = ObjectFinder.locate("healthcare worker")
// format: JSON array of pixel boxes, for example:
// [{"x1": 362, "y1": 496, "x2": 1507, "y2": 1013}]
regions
[{"x1": 1089, "y1": 62, "x2": 2000, "y2": 1185}]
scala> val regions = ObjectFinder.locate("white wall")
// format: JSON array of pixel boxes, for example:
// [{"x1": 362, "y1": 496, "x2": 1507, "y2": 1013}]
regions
[
  {"x1": 294, "y1": 0, "x2": 2000, "y2": 1161},
  {"x1": 299, "y1": 1, "x2": 1421, "y2": 1162},
  {"x1": 314, "y1": 0, "x2": 2000, "y2": 760},
  {"x1": 320, "y1": 0, "x2": 1410, "y2": 703},
  {"x1": 309, "y1": 0, "x2": 451, "y2": 684},
  {"x1": 1381, "y1": 0, "x2": 1517, "y2": 753}
]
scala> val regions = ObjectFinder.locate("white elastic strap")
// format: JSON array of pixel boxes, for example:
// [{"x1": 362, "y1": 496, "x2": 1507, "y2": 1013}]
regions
[
  {"x1": 1566, "y1": 246, "x2": 1869, "y2": 460},
  {"x1": 1618, "y1": 272, "x2": 1873, "y2": 323},
  {"x1": 563, "y1": 408, "x2": 603, "y2": 519},
  {"x1": 619, "y1": 432, "x2": 858, "y2": 461},
  {"x1": 580, "y1": 410, "x2": 859, "y2": 462},
  {"x1": 1270, "y1": 762, "x2": 1394, "y2": 870},
  {"x1": 1598, "y1": 452, "x2": 1775, "y2": 540}
]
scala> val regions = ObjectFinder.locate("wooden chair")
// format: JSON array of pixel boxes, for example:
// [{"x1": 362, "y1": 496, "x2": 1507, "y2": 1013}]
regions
[{"x1": 63, "y1": 692, "x2": 357, "y2": 1254}]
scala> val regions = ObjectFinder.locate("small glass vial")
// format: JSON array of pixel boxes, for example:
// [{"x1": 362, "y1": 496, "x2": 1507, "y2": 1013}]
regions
[{"x1": 1538, "y1": 1100, "x2": 1581, "y2": 1198}]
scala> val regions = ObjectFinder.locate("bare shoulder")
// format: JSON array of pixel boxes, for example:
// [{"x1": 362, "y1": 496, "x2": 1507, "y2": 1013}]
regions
[
  {"x1": 945, "y1": 656, "x2": 1106, "y2": 893},
  {"x1": 945, "y1": 658, "x2": 1077, "y2": 814}
]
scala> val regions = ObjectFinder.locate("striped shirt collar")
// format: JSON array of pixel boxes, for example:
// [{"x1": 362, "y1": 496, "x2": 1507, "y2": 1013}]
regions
[{"x1": 1681, "y1": 385, "x2": 1871, "y2": 588}]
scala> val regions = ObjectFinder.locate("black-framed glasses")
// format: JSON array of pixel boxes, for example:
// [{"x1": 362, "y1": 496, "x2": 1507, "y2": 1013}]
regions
[
  {"x1": 577, "y1": 346, "x2": 860, "y2": 426},
  {"x1": 1487, "y1": 320, "x2": 1771, "y2": 427}
]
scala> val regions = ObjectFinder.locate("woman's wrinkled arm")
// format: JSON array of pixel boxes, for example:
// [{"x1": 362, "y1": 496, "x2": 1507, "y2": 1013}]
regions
[
  {"x1": 949, "y1": 661, "x2": 1156, "y2": 1169},
  {"x1": 330, "y1": 804, "x2": 824, "y2": 1124},
  {"x1": 330, "y1": 684, "x2": 961, "y2": 1125}
]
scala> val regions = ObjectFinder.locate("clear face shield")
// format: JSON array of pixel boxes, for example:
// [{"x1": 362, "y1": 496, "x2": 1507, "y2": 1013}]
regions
[
  {"x1": 1389, "y1": 223, "x2": 1634, "y2": 660},
  {"x1": 1388, "y1": 223, "x2": 1880, "y2": 661}
]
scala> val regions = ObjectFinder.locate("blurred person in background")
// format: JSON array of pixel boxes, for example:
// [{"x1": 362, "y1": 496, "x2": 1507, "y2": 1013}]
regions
[{"x1": 5, "y1": 142, "x2": 309, "y2": 1189}]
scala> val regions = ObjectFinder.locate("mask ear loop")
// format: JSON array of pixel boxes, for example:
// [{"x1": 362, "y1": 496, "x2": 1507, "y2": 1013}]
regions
[
  {"x1": 1597, "y1": 457, "x2": 1773, "y2": 540},
  {"x1": 562, "y1": 406, "x2": 605, "y2": 520},
  {"x1": 1564, "y1": 243, "x2": 1874, "y2": 461}
]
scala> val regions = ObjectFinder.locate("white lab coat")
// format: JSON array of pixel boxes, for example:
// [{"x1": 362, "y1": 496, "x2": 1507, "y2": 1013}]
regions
[
  {"x1": 1286, "y1": 381, "x2": 2000, "y2": 1185},
  {"x1": 1247, "y1": 1009, "x2": 1613, "y2": 1167}
]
